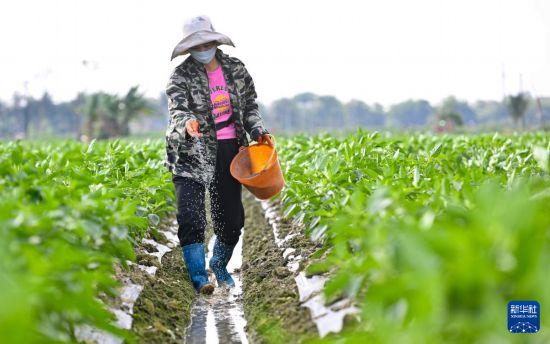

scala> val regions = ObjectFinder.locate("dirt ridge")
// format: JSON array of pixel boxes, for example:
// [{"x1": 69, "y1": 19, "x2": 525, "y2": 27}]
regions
[
  {"x1": 131, "y1": 218, "x2": 196, "y2": 343},
  {"x1": 241, "y1": 192, "x2": 317, "y2": 343}
]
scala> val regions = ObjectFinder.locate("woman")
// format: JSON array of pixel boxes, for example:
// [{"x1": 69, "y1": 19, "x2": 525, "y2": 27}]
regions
[{"x1": 165, "y1": 15, "x2": 273, "y2": 294}]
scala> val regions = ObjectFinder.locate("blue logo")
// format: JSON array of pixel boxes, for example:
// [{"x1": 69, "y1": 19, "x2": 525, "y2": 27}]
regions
[{"x1": 508, "y1": 301, "x2": 540, "y2": 333}]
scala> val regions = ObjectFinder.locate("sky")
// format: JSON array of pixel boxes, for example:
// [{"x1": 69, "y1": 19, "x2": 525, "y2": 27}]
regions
[{"x1": 1, "y1": 0, "x2": 549, "y2": 108}]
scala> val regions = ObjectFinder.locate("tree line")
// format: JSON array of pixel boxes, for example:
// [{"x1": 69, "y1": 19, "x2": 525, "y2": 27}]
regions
[
  {"x1": 0, "y1": 86, "x2": 165, "y2": 140},
  {"x1": 0, "y1": 89, "x2": 548, "y2": 140},
  {"x1": 263, "y1": 92, "x2": 549, "y2": 133}
]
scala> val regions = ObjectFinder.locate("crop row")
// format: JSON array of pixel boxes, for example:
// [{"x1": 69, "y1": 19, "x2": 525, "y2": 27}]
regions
[
  {"x1": 0, "y1": 139, "x2": 174, "y2": 343},
  {"x1": 276, "y1": 130, "x2": 550, "y2": 342}
]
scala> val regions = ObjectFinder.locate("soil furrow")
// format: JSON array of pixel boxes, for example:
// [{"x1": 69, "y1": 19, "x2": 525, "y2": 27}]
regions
[
  {"x1": 185, "y1": 234, "x2": 248, "y2": 344},
  {"x1": 131, "y1": 218, "x2": 196, "y2": 343},
  {"x1": 241, "y1": 192, "x2": 317, "y2": 343}
]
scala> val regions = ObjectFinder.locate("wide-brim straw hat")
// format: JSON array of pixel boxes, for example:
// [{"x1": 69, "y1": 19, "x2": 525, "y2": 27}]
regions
[{"x1": 171, "y1": 15, "x2": 235, "y2": 60}]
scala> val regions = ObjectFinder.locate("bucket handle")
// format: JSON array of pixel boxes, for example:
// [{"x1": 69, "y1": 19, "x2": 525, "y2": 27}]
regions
[
  {"x1": 259, "y1": 134, "x2": 276, "y2": 173},
  {"x1": 238, "y1": 135, "x2": 277, "y2": 176}
]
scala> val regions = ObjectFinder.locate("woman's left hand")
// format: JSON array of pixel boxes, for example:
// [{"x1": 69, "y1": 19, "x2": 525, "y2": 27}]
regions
[{"x1": 257, "y1": 134, "x2": 274, "y2": 147}]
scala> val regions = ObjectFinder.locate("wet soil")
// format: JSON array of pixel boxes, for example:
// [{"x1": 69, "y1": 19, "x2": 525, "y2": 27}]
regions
[
  {"x1": 131, "y1": 218, "x2": 196, "y2": 343},
  {"x1": 185, "y1": 234, "x2": 248, "y2": 344},
  {"x1": 129, "y1": 190, "x2": 320, "y2": 344},
  {"x1": 241, "y1": 192, "x2": 318, "y2": 344}
]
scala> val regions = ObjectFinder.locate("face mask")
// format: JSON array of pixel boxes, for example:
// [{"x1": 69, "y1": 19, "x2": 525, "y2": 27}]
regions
[{"x1": 190, "y1": 46, "x2": 217, "y2": 64}]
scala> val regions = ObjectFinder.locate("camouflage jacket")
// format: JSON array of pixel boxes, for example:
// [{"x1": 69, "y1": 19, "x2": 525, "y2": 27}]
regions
[{"x1": 164, "y1": 48, "x2": 267, "y2": 185}]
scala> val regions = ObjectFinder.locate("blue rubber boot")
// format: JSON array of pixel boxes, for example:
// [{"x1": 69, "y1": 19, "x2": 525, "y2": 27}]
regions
[
  {"x1": 181, "y1": 243, "x2": 214, "y2": 294},
  {"x1": 208, "y1": 238, "x2": 236, "y2": 287}
]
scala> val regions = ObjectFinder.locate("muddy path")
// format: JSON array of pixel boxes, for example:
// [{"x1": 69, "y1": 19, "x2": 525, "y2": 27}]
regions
[
  {"x1": 182, "y1": 191, "x2": 318, "y2": 344},
  {"x1": 184, "y1": 235, "x2": 248, "y2": 344},
  {"x1": 130, "y1": 191, "x2": 319, "y2": 344}
]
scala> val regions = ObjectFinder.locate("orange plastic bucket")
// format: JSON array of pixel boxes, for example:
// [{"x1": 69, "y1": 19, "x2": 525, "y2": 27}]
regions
[{"x1": 230, "y1": 135, "x2": 285, "y2": 200}]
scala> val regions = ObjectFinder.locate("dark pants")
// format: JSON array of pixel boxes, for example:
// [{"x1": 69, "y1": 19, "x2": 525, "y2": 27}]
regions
[{"x1": 172, "y1": 138, "x2": 245, "y2": 247}]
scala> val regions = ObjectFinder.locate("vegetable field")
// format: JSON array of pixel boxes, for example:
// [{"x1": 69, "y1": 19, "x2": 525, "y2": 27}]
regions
[
  {"x1": 1, "y1": 131, "x2": 549, "y2": 343},
  {"x1": 0, "y1": 140, "x2": 174, "y2": 342},
  {"x1": 277, "y1": 130, "x2": 550, "y2": 342}
]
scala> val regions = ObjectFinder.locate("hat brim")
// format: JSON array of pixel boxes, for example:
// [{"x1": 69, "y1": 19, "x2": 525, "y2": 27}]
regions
[{"x1": 171, "y1": 31, "x2": 235, "y2": 60}]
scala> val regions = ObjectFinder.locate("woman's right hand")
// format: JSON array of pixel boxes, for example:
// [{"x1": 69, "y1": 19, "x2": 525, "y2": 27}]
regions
[{"x1": 185, "y1": 119, "x2": 202, "y2": 138}]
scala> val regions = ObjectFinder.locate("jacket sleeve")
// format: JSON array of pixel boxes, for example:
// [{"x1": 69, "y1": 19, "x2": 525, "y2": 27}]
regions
[
  {"x1": 165, "y1": 68, "x2": 196, "y2": 140},
  {"x1": 240, "y1": 64, "x2": 267, "y2": 136}
]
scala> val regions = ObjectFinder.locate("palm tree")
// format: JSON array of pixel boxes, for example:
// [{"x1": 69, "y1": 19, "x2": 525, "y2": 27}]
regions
[
  {"x1": 506, "y1": 93, "x2": 529, "y2": 129},
  {"x1": 78, "y1": 86, "x2": 154, "y2": 139},
  {"x1": 80, "y1": 93, "x2": 100, "y2": 140},
  {"x1": 97, "y1": 93, "x2": 122, "y2": 139},
  {"x1": 118, "y1": 86, "x2": 154, "y2": 136}
]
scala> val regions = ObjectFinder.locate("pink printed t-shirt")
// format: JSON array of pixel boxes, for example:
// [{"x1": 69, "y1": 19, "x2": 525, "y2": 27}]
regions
[{"x1": 207, "y1": 64, "x2": 237, "y2": 140}]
